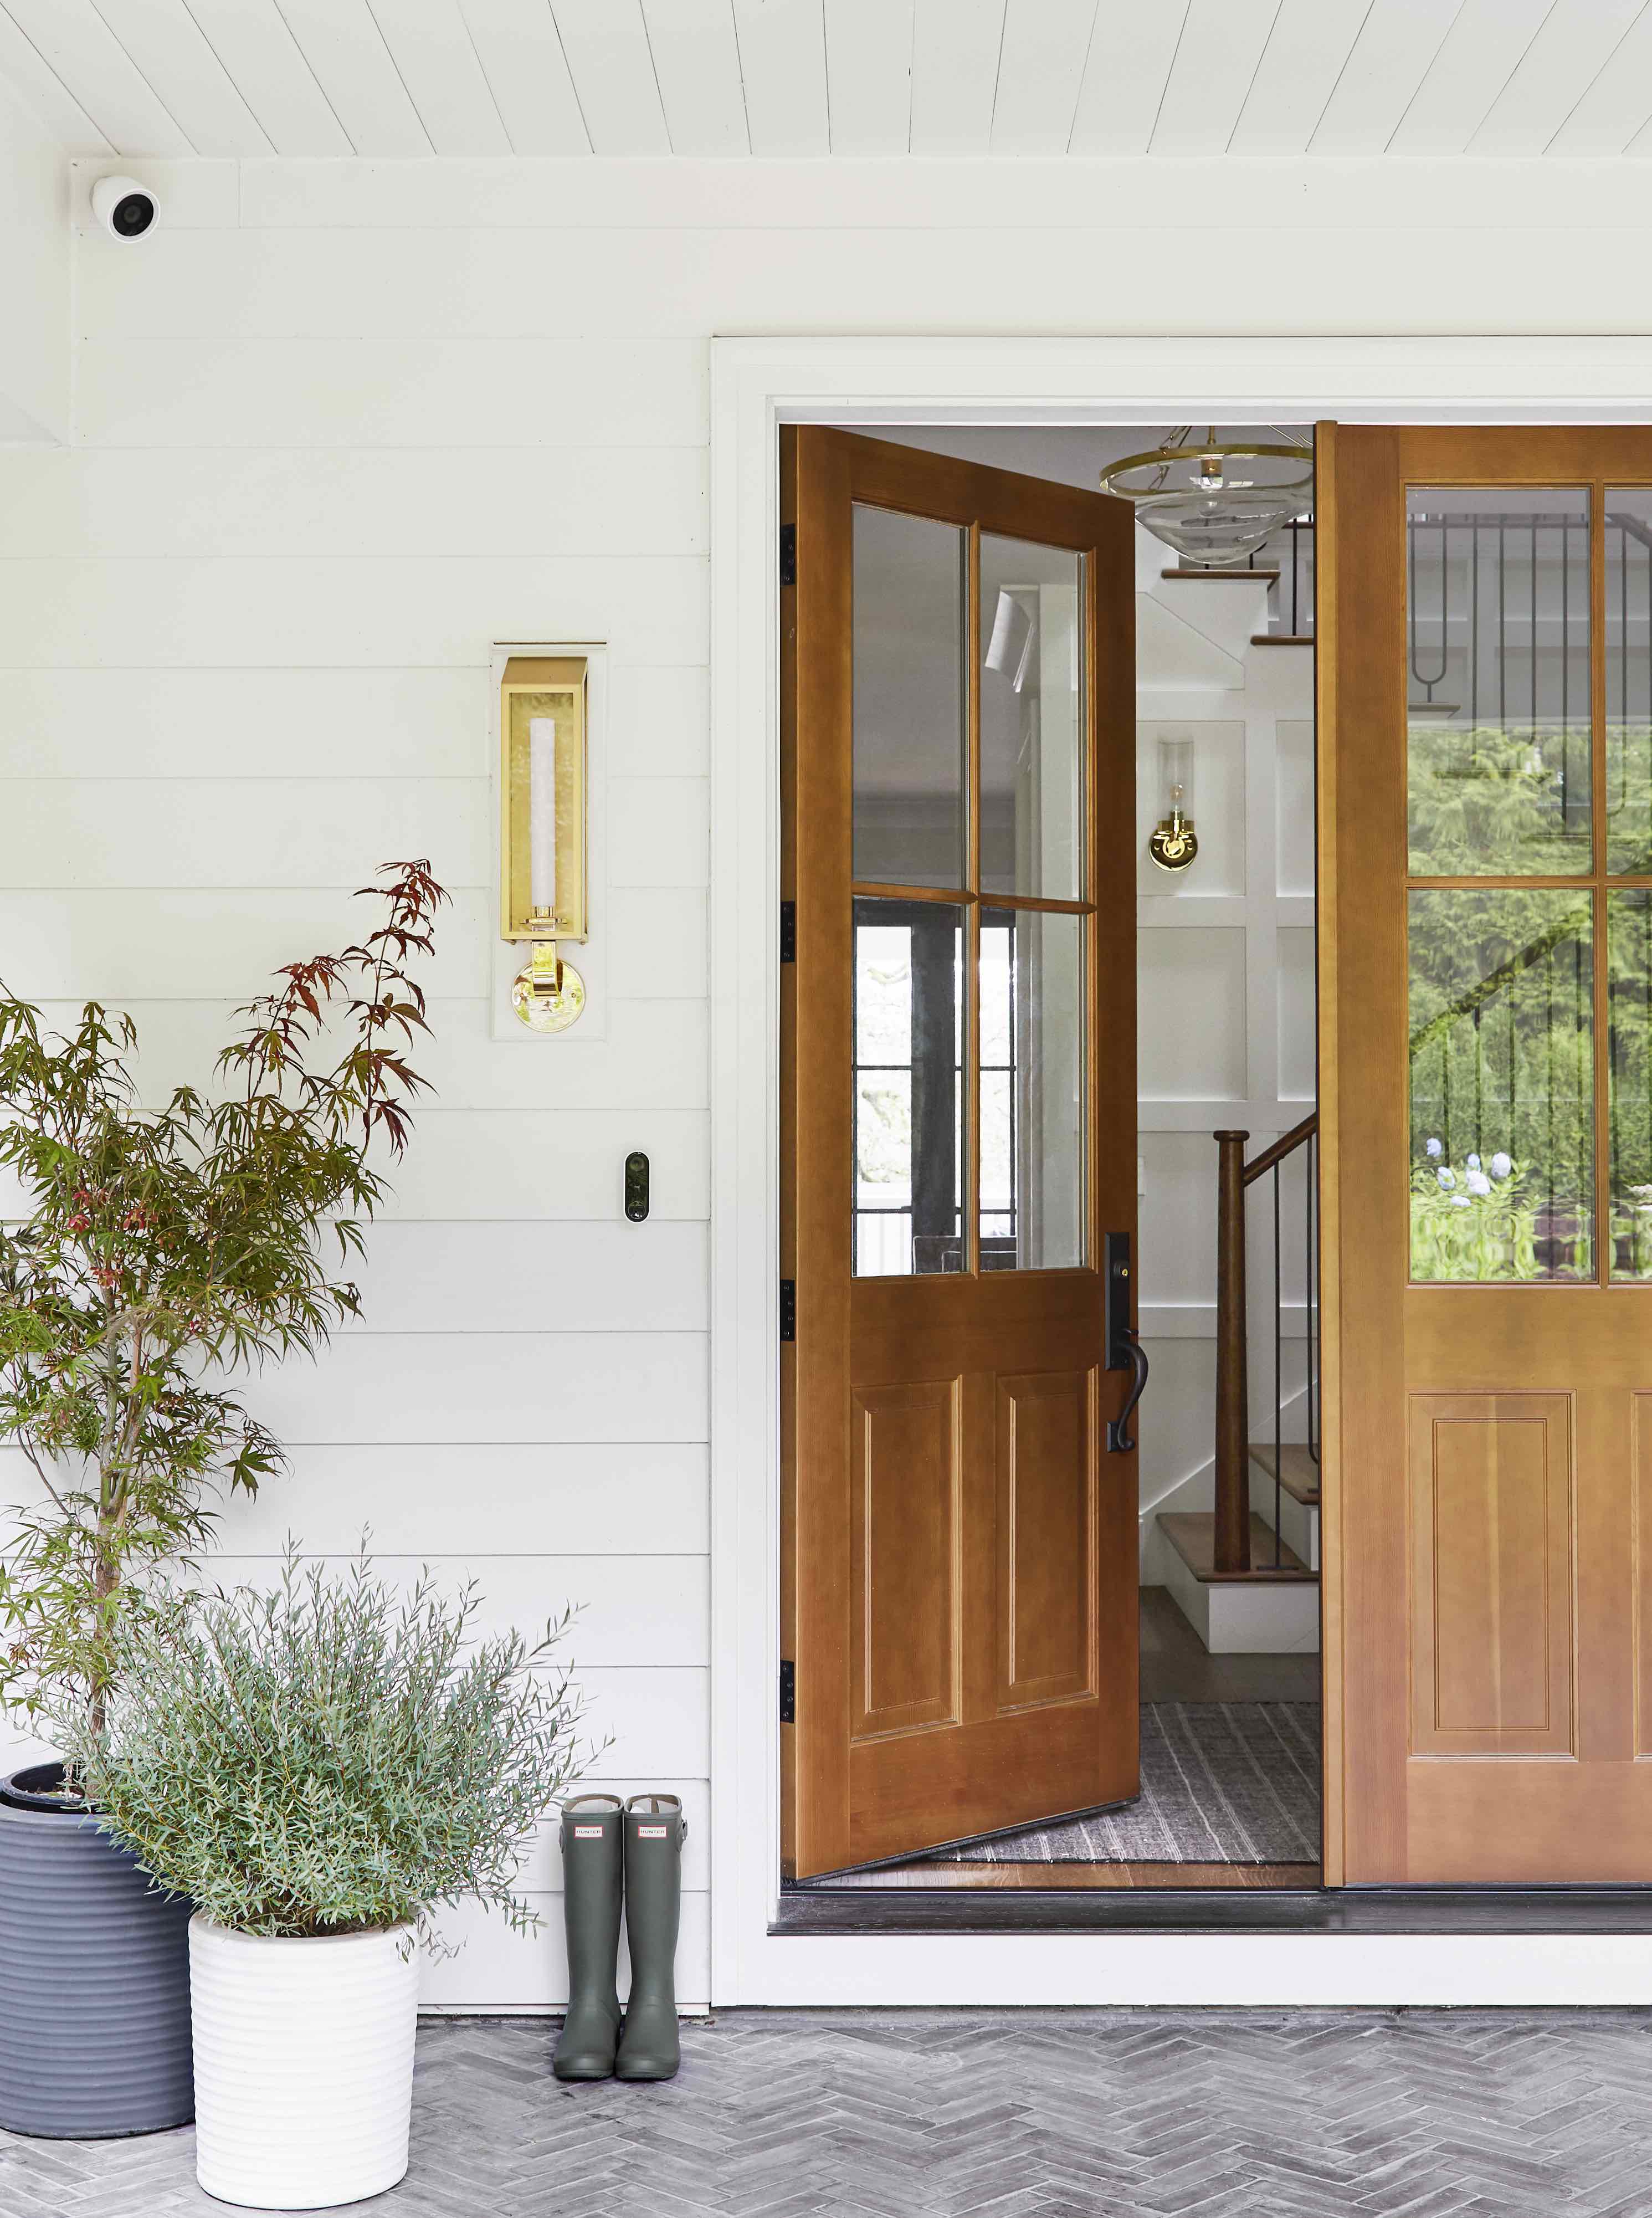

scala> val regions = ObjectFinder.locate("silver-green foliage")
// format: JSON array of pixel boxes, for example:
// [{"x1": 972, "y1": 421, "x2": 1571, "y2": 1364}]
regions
[{"x1": 62, "y1": 1551, "x2": 593, "y2": 1943}]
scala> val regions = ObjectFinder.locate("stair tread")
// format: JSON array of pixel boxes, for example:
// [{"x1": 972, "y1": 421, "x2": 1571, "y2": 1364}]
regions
[
  {"x1": 1251, "y1": 633, "x2": 1312, "y2": 646},
  {"x1": 1248, "y1": 1444, "x2": 1321, "y2": 1505},
  {"x1": 1161, "y1": 566, "x2": 1280, "y2": 582},
  {"x1": 1159, "y1": 1512, "x2": 1316, "y2": 1584}
]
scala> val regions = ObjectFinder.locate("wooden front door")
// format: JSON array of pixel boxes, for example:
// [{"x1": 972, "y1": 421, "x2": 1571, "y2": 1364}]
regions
[
  {"x1": 1322, "y1": 425, "x2": 1652, "y2": 1882},
  {"x1": 780, "y1": 428, "x2": 1140, "y2": 1879}
]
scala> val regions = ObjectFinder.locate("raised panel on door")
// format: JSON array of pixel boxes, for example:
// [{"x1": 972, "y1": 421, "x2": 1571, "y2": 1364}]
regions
[
  {"x1": 996, "y1": 1368, "x2": 1096, "y2": 1712},
  {"x1": 1408, "y1": 1393, "x2": 1573, "y2": 1757},
  {"x1": 850, "y1": 1378, "x2": 961, "y2": 1740}
]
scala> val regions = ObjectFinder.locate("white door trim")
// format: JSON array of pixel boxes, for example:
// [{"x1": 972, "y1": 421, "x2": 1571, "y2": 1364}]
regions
[{"x1": 707, "y1": 335, "x2": 1652, "y2": 2008}]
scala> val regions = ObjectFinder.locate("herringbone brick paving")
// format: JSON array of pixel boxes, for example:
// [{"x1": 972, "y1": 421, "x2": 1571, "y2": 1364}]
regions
[{"x1": 4, "y1": 2009, "x2": 1652, "y2": 2216}]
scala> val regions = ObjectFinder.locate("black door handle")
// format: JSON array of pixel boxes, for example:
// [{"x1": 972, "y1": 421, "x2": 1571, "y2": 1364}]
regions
[
  {"x1": 1103, "y1": 1230, "x2": 1147, "y2": 1454},
  {"x1": 1107, "y1": 1330, "x2": 1149, "y2": 1455}
]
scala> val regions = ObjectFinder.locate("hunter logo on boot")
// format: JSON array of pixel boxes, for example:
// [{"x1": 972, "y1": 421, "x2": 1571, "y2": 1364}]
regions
[
  {"x1": 637, "y1": 1823, "x2": 668, "y2": 1837},
  {"x1": 572, "y1": 1825, "x2": 604, "y2": 1838}
]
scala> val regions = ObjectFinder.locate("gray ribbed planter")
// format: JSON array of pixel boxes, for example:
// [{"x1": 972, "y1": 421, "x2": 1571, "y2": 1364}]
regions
[{"x1": 0, "y1": 1765, "x2": 194, "y2": 2138}]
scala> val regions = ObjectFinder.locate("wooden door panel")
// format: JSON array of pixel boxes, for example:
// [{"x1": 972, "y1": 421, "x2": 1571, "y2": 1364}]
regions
[
  {"x1": 850, "y1": 1379, "x2": 961, "y2": 1740},
  {"x1": 996, "y1": 1369, "x2": 1096, "y2": 1712},
  {"x1": 1408, "y1": 1394, "x2": 1573, "y2": 1756}
]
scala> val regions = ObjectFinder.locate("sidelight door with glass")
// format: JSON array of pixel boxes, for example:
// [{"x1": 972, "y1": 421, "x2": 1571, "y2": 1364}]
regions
[
  {"x1": 1322, "y1": 426, "x2": 1652, "y2": 1883},
  {"x1": 780, "y1": 428, "x2": 1140, "y2": 1880}
]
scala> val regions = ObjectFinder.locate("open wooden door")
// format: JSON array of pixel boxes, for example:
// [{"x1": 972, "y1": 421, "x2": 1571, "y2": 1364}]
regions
[
  {"x1": 780, "y1": 428, "x2": 1140, "y2": 1879},
  {"x1": 1321, "y1": 424, "x2": 1652, "y2": 1882}
]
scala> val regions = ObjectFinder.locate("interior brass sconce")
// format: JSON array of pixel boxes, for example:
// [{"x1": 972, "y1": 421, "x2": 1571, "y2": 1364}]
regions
[
  {"x1": 1148, "y1": 735, "x2": 1198, "y2": 874},
  {"x1": 500, "y1": 655, "x2": 587, "y2": 1033}
]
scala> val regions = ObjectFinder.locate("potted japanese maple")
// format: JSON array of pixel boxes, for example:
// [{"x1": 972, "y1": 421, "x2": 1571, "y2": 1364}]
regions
[
  {"x1": 65, "y1": 1552, "x2": 587, "y2": 2210},
  {"x1": 0, "y1": 863, "x2": 444, "y2": 2139}
]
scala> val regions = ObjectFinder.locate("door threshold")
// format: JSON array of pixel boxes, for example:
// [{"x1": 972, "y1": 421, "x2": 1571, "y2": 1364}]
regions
[
  {"x1": 793, "y1": 1861, "x2": 1319, "y2": 1892},
  {"x1": 772, "y1": 1883, "x2": 1652, "y2": 1938}
]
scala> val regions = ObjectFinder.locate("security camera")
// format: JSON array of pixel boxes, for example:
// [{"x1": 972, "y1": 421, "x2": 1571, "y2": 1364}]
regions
[{"x1": 90, "y1": 175, "x2": 157, "y2": 242}]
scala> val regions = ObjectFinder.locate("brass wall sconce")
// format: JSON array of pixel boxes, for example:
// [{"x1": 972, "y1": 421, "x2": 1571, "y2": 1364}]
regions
[
  {"x1": 1148, "y1": 736, "x2": 1198, "y2": 873},
  {"x1": 500, "y1": 655, "x2": 588, "y2": 1033}
]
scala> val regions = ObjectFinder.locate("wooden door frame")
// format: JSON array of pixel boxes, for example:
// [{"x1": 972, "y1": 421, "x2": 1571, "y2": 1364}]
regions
[{"x1": 709, "y1": 334, "x2": 1652, "y2": 2011}]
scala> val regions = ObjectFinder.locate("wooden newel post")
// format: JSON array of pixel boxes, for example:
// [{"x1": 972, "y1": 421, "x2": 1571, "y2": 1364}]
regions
[{"x1": 1213, "y1": 1130, "x2": 1250, "y2": 1575}]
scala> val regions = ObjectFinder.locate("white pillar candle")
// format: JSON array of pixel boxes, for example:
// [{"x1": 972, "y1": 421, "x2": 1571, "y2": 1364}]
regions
[{"x1": 529, "y1": 717, "x2": 556, "y2": 918}]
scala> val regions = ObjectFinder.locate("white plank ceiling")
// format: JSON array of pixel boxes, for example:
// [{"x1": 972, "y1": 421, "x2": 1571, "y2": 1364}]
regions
[{"x1": 5, "y1": 0, "x2": 1652, "y2": 161}]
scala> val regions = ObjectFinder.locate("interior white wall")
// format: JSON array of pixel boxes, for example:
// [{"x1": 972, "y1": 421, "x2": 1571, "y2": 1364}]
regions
[
  {"x1": 0, "y1": 74, "x2": 69, "y2": 443},
  {"x1": 6, "y1": 156, "x2": 1652, "y2": 2010}
]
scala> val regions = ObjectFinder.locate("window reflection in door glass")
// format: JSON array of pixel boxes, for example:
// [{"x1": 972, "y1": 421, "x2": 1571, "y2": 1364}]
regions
[
  {"x1": 1606, "y1": 491, "x2": 1652, "y2": 874},
  {"x1": 1405, "y1": 489, "x2": 1591, "y2": 877},
  {"x1": 852, "y1": 898, "x2": 964, "y2": 1277},
  {"x1": 852, "y1": 506, "x2": 967, "y2": 891},
  {"x1": 980, "y1": 536, "x2": 1084, "y2": 900},
  {"x1": 1408, "y1": 888, "x2": 1594, "y2": 1282},
  {"x1": 1608, "y1": 891, "x2": 1652, "y2": 1278},
  {"x1": 981, "y1": 906, "x2": 1085, "y2": 1271}
]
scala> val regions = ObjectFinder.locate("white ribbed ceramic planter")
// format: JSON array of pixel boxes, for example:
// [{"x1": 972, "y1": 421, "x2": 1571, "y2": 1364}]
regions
[{"x1": 188, "y1": 1916, "x2": 419, "y2": 2211}]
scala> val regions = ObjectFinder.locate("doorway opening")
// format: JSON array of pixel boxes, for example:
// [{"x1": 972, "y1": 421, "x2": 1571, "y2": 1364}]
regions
[{"x1": 784, "y1": 422, "x2": 1322, "y2": 1896}]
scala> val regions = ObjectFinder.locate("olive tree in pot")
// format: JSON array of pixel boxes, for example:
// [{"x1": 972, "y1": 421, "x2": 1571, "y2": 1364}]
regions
[
  {"x1": 0, "y1": 863, "x2": 444, "y2": 2139},
  {"x1": 65, "y1": 1554, "x2": 588, "y2": 2211}
]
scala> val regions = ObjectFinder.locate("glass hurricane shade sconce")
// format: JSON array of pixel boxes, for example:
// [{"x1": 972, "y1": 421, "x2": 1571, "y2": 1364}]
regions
[
  {"x1": 500, "y1": 655, "x2": 587, "y2": 1033},
  {"x1": 1149, "y1": 737, "x2": 1198, "y2": 874},
  {"x1": 1100, "y1": 428, "x2": 1312, "y2": 568}
]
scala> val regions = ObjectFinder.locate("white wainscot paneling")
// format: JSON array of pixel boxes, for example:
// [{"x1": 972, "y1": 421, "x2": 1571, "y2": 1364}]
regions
[
  {"x1": 0, "y1": 449, "x2": 707, "y2": 562},
  {"x1": 338, "y1": 1222, "x2": 709, "y2": 1335},
  {"x1": 211, "y1": 1442, "x2": 709, "y2": 1558},
  {"x1": 0, "y1": 778, "x2": 486, "y2": 891},
  {"x1": 1137, "y1": 928, "x2": 1247, "y2": 1102},
  {"x1": 74, "y1": 336, "x2": 710, "y2": 449},
  {"x1": 1137, "y1": 1132, "x2": 1219, "y2": 1310},
  {"x1": 1134, "y1": 1336, "x2": 1217, "y2": 1519},
  {"x1": 1136, "y1": 719, "x2": 1245, "y2": 900},
  {"x1": 385, "y1": 1110, "x2": 710, "y2": 1220},
  {"x1": 250, "y1": 1330, "x2": 708, "y2": 1443},
  {"x1": 0, "y1": 559, "x2": 707, "y2": 671},
  {"x1": 1277, "y1": 925, "x2": 1318, "y2": 1103},
  {"x1": 421, "y1": 1889, "x2": 710, "y2": 2012},
  {"x1": 1276, "y1": 717, "x2": 1315, "y2": 897}
]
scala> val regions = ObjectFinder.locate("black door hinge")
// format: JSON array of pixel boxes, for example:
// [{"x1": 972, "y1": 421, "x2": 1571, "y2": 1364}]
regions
[
  {"x1": 780, "y1": 900, "x2": 796, "y2": 963},
  {"x1": 779, "y1": 1278, "x2": 796, "y2": 1342},
  {"x1": 779, "y1": 523, "x2": 797, "y2": 587},
  {"x1": 779, "y1": 1659, "x2": 796, "y2": 1724}
]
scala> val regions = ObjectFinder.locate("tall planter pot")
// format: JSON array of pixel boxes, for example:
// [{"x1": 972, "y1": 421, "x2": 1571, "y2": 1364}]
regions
[
  {"x1": 189, "y1": 1915, "x2": 420, "y2": 2211},
  {"x1": 0, "y1": 1765, "x2": 194, "y2": 2138}
]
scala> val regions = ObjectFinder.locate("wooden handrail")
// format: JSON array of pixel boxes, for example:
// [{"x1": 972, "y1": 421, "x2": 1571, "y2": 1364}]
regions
[{"x1": 1213, "y1": 1116, "x2": 1319, "y2": 1574}]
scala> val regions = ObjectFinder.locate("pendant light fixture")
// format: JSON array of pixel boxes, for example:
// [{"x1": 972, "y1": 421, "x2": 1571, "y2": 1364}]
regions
[{"x1": 1100, "y1": 426, "x2": 1312, "y2": 568}]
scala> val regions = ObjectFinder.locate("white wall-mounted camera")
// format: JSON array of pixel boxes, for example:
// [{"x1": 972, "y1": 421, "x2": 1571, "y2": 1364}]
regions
[{"x1": 90, "y1": 175, "x2": 157, "y2": 242}]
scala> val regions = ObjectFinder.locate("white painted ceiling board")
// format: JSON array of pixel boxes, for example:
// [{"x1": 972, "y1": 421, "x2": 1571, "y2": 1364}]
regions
[
  {"x1": 0, "y1": 10, "x2": 113, "y2": 150},
  {"x1": 362, "y1": 0, "x2": 510, "y2": 154},
  {"x1": 1227, "y1": 0, "x2": 1374, "y2": 154},
  {"x1": 909, "y1": 0, "x2": 1005, "y2": 154},
  {"x1": 454, "y1": 0, "x2": 589, "y2": 155},
  {"x1": 731, "y1": 0, "x2": 827, "y2": 155},
  {"x1": 273, "y1": 0, "x2": 430, "y2": 153},
  {"x1": 1068, "y1": 0, "x2": 1189, "y2": 155},
  {"x1": 1548, "y1": 5, "x2": 1652, "y2": 148},
  {"x1": 991, "y1": 0, "x2": 1096, "y2": 153},
  {"x1": 642, "y1": 0, "x2": 748, "y2": 155},
  {"x1": 1, "y1": 0, "x2": 193, "y2": 152},
  {"x1": 1151, "y1": 0, "x2": 1281, "y2": 153},
  {"x1": 1469, "y1": 0, "x2": 1649, "y2": 154},
  {"x1": 174, "y1": 0, "x2": 351, "y2": 157},
  {"x1": 1309, "y1": 0, "x2": 1464, "y2": 152},
  {"x1": 550, "y1": 0, "x2": 669, "y2": 155},
  {"x1": 823, "y1": 0, "x2": 913, "y2": 154},
  {"x1": 89, "y1": 0, "x2": 271, "y2": 154},
  {"x1": 1384, "y1": 0, "x2": 1551, "y2": 153}
]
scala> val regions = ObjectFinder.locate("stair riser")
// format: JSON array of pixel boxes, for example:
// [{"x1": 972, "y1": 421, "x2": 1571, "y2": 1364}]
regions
[{"x1": 1250, "y1": 1467, "x2": 1321, "y2": 1572}]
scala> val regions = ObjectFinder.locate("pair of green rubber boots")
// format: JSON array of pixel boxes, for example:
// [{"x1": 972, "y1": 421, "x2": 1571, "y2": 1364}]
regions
[{"x1": 552, "y1": 1792, "x2": 685, "y2": 2083}]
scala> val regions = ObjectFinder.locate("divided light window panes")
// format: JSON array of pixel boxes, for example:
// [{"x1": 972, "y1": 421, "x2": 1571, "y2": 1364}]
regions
[{"x1": 851, "y1": 505, "x2": 967, "y2": 891}]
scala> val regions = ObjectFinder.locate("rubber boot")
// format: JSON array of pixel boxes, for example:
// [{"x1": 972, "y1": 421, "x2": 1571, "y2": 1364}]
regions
[
  {"x1": 552, "y1": 1794, "x2": 624, "y2": 2081},
  {"x1": 615, "y1": 1795, "x2": 685, "y2": 2082}
]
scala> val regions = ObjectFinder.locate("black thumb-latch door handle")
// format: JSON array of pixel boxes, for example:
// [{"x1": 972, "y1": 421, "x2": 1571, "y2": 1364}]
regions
[{"x1": 1104, "y1": 1230, "x2": 1149, "y2": 1454}]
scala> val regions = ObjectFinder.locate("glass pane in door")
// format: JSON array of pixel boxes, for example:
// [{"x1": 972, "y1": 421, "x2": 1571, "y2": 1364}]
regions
[
  {"x1": 980, "y1": 535, "x2": 1084, "y2": 900},
  {"x1": 1405, "y1": 489, "x2": 1591, "y2": 877},
  {"x1": 980, "y1": 906, "x2": 1085, "y2": 1270},
  {"x1": 852, "y1": 505, "x2": 967, "y2": 890},
  {"x1": 853, "y1": 898, "x2": 965, "y2": 1277},
  {"x1": 1408, "y1": 888, "x2": 1594, "y2": 1282},
  {"x1": 1608, "y1": 890, "x2": 1652, "y2": 1279},
  {"x1": 1606, "y1": 491, "x2": 1652, "y2": 874}
]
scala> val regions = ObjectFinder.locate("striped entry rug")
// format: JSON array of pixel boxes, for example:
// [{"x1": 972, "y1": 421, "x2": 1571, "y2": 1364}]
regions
[{"x1": 936, "y1": 1702, "x2": 1321, "y2": 1867}]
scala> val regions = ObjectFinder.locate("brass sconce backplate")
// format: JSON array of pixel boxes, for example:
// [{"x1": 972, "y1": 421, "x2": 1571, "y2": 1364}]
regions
[{"x1": 1149, "y1": 811, "x2": 1199, "y2": 872}]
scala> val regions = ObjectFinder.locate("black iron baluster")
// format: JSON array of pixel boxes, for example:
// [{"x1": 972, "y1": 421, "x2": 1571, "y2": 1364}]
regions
[{"x1": 1273, "y1": 1159, "x2": 1282, "y2": 1570}]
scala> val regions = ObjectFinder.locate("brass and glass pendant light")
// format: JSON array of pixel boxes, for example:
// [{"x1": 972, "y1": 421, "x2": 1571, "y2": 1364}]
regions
[{"x1": 1100, "y1": 426, "x2": 1312, "y2": 568}]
